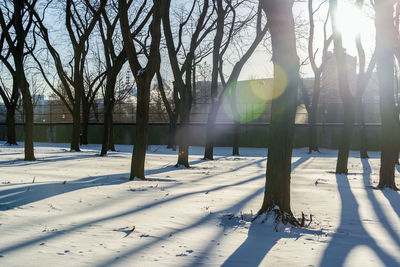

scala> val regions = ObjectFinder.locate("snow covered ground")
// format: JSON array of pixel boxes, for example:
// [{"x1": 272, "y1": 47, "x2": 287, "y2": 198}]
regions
[{"x1": 0, "y1": 143, "x2": 400, "y2": 266}]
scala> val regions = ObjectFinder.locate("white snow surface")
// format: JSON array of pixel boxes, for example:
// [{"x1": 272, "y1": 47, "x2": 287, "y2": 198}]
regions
[{"x1": 1, "y1": 143, "x2": 400, "y2": 266}]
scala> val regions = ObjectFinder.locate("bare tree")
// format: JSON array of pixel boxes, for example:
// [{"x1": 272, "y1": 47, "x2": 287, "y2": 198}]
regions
[
  {"x1": 329, "y1": 0, "x2": 355, "y2": 174},
  {"x1": 98, "y1": 0, "x2": 127, "y2": 156},
  {"x1": 256, "y1": 0, "x2": 300, "y2": 226},
  {"x1": 81, "y1": 64, "x2": 106, "y2": 144},
  {"x1": 31, "y1": 0, "x2": 106, "y2": 151},
  {"x1": 203, "y1": 0, "x2": 268, "y2": 160},
  {"x1": 301, "y1": 0, "x2": 332, "y2": 154},
  {"x1": 155, "y1": 70, "x2": 179, "y2": 150},
  {"x1": 162, "y1": 0, "x2": 216, "y2": 167},
  {"x1": 354, "y1": 0, "x2": 376, "y2": 159},
  {"x1": 119, "y1": 0, "x2": 162, "y2": 180},
  {"x1": 0, "y1": 0, "x2": 37, "y2": 160}
]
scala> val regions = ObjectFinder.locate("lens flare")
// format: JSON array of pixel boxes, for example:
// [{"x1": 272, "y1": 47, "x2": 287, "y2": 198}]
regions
[{"x1": 221, "y1": 65, "x2": 290, "y2": 123}]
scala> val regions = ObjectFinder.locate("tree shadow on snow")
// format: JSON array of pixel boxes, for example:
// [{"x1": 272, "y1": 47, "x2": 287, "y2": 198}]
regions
[
  {"x1": 0, "y1": 172, "x2": 266, "y2": 257},
  {"x1": 319, "y1": 164, "x2": 399, "y2": 266},
  {"x1": 0, "y1": 173, "x2": 131, "y2": 210}
]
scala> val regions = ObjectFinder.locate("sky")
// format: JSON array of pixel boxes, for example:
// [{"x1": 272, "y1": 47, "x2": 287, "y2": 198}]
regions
[{"x1": 236, "y1": 0, "x2": 376, "y2": 81}]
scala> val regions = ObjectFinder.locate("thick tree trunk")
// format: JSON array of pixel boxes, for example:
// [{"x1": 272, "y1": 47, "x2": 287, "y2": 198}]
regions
[
  {"x1": 20, "y1": 80, "x2": 35, "y2": 161},
  {"x1": 232, "y1": 121, "x2": 240, "y2": 156},
  {"x1": 258, "y1": 0, "x2": 300, "y2": 226},
  {"x1": 375, "y1": 1, "x2": 398, "y2": 189},
  {"x1": 335, "y1": 101, "x2": 354, "y2": 174},
  {"x1": 6, "y1": 106, "x2": 17, "y2": 145},
  {"x1": 130, "y1": 79, "x2": 150, "y2": 180},
  {"x1": 176, "y1": 100, "x2": 191, "y2": 167}
]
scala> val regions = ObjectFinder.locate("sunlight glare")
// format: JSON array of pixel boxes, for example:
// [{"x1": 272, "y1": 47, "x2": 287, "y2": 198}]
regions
[{"x1": 335, "y1": 2, "x2": 368, "y2": 41}]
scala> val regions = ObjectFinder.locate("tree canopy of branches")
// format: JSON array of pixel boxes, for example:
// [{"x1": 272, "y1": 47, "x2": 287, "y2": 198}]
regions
[
  {"x1": 162, "y1": 0, "x2": 216, "y2": 167},
  {"x1": 32, "y1": 0, "x2": 106, "y2": 151},
  {"x1": 98, "y1": 0, "x2": 127, "y2": 156},
  {"x1": 203, "y1": 0, "x2": 268, "y2": 160}
]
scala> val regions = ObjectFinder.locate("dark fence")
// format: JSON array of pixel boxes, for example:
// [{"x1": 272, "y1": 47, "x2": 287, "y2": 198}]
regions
[
  {"x1": 0, "y1": 101, "x2": 381, "y2": 124},
  {"x1": 0, "y1": 122, "x2": 382, "y2": 151}
]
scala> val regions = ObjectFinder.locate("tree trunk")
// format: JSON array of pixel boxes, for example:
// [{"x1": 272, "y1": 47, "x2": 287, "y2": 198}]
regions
[
  {"x1": 375, "y1": 0, "x2": 398, "y2": 189},
  {"x1": 100, "y1": 97, "x2": 111, "y2": 156},
  {"x1": 81, "y1": 99, "x2": 89, "y2": 145},
  {"x1": 130, "y1": 79, "x2": 150, "y2": 180},
  {"x1": 6, "y1": 106, "x2": 17, "y2": 145},
  {"x1": 258, "y1": 0, "x2": 300, "y2": 226},
  {"x1": 308, "y1": 74, "x2": 321, "y2": 153},
  {"x1": 167, "y1": 114, "x2": 177, "y2": 150},
  {"x1": 108, "y1": 114, "x2": 115, "y2": 151},
  {"x1": 356, "y1": 98, "x2": 369, "y2": 158},
  {"x1": 176, "y1": 99, "x2": 191, "y2": 167},
  {"x1": 70, "y1": 89, "x2": 81, "y2": 151},
  {"x1": 232, "y1": 121, "x2": 240, "y2": 156},
  {"x1": 204, "y1": 103, "x2": 219, "y2": 159},
  {"x1": 330, "y1": 0, "x2": 355, "y2": 174},
  {"x1": 20, "y1": 79, "x2": 35, "y2": 161}
]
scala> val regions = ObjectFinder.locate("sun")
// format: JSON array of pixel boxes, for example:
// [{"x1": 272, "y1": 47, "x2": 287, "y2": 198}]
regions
[{"x1": 335, "y1": 1, "x2": 370, "y2": 42}]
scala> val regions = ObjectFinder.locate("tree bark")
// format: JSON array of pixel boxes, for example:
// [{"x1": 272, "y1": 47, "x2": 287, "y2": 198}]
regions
[
  {"x1": 19, "y1": 77, "x2": 35, "y2": 161},
  {"x1": 70, "y1": 87, "x2": 81, "y2": 151},
  {"x1": 167, "y1": 114, "x2": 178, "y2": 150},
  {"x1": 258, "y1": 0, "x2": 300, "y2": 226},
  {"x1": 375, "y1": 0, "x2": 398, "y2": 189},
  {"x1": 232, "y1": 121, "x2": 240, "y2": 156},
  {"x1": 176, "y1": 91, "x2": 192, "y2": 167},
  {"x1": 130, "y1": 79, "x2": 151, "y2": 179},
  {"x1": 356, "y1": 98, "x2": 369, "y2": 158},
  {"x1": 308, "y1": 73, "x2": 322, "y2": 153},
  {"x1": 5, "y1": 106, "x2": 17, "y2": 145},
  {"x1": 81, "y1": 97, "x2": 90, "y2": 145},
  {"x1": 108, "y1": 112, "x2": 116, "y2": 151}
]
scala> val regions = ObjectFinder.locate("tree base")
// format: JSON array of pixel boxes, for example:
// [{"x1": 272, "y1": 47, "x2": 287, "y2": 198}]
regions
[
  {"x1": 129, "y1": 176, "x2": 147, "y2": 181},
  {"x1": 377, "y1": 184, "x2": 398, "y2": 191},
  {"x1": 254, "y1": 208, "x2": 301, "y2": 231},
  {"x1": 4, "y1": 142, "x2": 18, "y2": 146},
  {"x1": 175, "y1": 163, "x2": 190, "y2": 168},
  {"x1": 308, "y1": 148, "x2": 320, "y2": 154}
]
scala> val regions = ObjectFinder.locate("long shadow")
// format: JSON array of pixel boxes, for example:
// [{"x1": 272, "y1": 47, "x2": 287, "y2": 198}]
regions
[
  {"x1": 361, "y1": 159, "x2": 400, "y2": 247},
  {"x1": 0, "y1": 153, "x2": 100, "y2": 167},
  {"x1": 0, "y1": 173, "x2": 132, "y2": 210},
  {"x1": 96, "y1": 187, "x2": 265, "y2": 267},
  {"x1": 319, "y1": 173, "x2": 399, "y2": 266},
  {"x1": 381, "y1": 164, "x2": 400, "y2": 219},
  {"x1": 0, "y1": 173, "x2": 265, "y2": 256},
  {"x1": 216, "y1": 155, "x2": 312, "y2": 266},
  {"x1": 220, "y1": 219, "x2": 323, "y2": 267},
  {"x1": 0, "y1": 151, "x2": 310, "y2": 261}
]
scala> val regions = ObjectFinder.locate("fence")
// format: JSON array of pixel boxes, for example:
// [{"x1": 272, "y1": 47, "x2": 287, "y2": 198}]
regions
[{"x1": 0, "y1": 101, "x2": 381, "y2": 125}]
